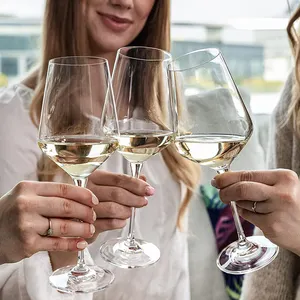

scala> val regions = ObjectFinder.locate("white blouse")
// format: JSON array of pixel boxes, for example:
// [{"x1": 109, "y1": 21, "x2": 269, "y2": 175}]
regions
[{"x1": 0, "y1": 84, "x2": 229, "y2": 300}]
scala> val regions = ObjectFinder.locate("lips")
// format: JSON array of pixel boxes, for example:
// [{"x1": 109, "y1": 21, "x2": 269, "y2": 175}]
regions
[{"x1": 98, "y1": 13, "x2": 132, "y2": 33}]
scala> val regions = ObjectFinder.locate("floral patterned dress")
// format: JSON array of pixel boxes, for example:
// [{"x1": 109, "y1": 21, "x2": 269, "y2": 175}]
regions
[{"x1": 200, "y1": 184, "x2": 254, "y2": 300}]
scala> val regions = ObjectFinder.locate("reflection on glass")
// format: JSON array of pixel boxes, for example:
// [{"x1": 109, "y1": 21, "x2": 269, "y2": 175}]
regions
[
  {"x1": 99, "y1": 46, "x2": 175, "y2": 269},
  {"x1": 38, "y1": 56, "x2": 118, "y2": 293},
  {"x1": 169, "y1": 48, "x2": 279, "y2": 275}
]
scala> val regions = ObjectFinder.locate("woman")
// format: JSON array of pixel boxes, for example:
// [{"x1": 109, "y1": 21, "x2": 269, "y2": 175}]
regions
[
  {"x1": 0, "y1": 1, "x2": 222, "y2": 299},
  {"x1": 214, "y1": 6, "x2": 300, "y2": 299}
]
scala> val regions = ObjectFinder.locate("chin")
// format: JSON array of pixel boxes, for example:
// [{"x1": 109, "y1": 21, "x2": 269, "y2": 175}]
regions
[{"x1": 93, "y1": 35, "x2": 133, "y2": 54}]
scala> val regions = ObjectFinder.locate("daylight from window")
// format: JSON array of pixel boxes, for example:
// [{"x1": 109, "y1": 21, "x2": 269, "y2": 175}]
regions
[{"x1": 0, "y1": 0, "x2": 294, "y2": 118}]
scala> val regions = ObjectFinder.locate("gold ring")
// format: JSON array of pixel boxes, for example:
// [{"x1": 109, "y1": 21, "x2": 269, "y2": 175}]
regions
[{"x1": 252, "y1": 201, "x2": 257, "y2": 213}]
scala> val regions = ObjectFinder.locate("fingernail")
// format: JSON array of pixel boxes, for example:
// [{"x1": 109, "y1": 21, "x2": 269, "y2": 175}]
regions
[
  {"x1": 144, "y1": 197, "x2": 149, "y2": 205},
  {"x1": 90, "y1": 224, "x2": 95, "y2": 234},
  {"x1": 77, "y1": 241, "x2": 88, "y2": 250},
  {"x1": 93, "y1": 210, "x2": 97, "y2": 221},
  {"x1": 145, "y1": 186, "x2": 155, "y2": 196},
  {"x1": 211, "y1": 179, "x2": 217, "y2": 188},
  {"x1": 92, "y1": 194, "x2": 99, "y2": 205}
]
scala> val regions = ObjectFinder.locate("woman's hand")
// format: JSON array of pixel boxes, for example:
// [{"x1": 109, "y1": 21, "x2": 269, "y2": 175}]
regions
[
  {"x1": 86, "y1": 170, "x2": 154, "y2": 243},
  {"x1": 0, "y1": 181, "x2": 97, "y2": 264},
  {"x1": 212, "y1": 169, "x2": 300, "y2": 255}
]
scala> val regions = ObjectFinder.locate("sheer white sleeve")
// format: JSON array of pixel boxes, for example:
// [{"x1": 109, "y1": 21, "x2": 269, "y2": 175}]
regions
[{"x1": 0, "y1": 85, "x2": 41, "y2": 197}]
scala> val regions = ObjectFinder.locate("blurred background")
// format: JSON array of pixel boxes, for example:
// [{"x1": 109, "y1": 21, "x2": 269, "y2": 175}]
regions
[{"x1": 0, "y1": 0, "x2": 295, "y2": 159}]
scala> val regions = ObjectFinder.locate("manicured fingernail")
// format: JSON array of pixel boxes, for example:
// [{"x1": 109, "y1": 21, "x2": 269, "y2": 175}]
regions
[
  {"x1": 90, "y1": 224, "x2": 95, "y2": 234},
  {"x1": 145, "y1": 186, "x2": 155, "y2": 196},
  {"x1": 93, "y1": 210, "x2": 97, "y2": 221},
  {"x1": 144, "y1": 197, "x2": 149, "y2": 205},
  {"x1": 77, "y1": 241, "x2": 88, "y2": 249},
  {"x1": 211, "y1": 179, "x2": 217, "y2": 188},
  {"x1": 92, "y1": 194, "x2": 99, "y2": 205}
]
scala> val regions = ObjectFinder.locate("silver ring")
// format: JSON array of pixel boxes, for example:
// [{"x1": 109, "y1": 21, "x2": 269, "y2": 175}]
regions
[
  {"x1": 44, "y1": 218, "x2": 53, "y2": 236},
  {"x1": 252, "y1": 201, "x2": 257, "y2": 213}
]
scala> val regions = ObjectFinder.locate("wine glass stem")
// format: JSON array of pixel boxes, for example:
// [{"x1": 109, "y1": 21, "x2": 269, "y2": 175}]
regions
[
  {"x1": 72, "y1": 177, "x2": 89, "y2": 274},
  {"x1": 127, "y1": 162, "x2": 143, "y2": 246},
  {"x1": 217, "y1": 167, "x2": 247, "y2": 246}
]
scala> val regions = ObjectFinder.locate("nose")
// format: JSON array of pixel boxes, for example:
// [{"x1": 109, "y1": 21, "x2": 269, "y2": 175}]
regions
[{"x1": 110, "y1": 0, "x2": 133, "y2": 9}]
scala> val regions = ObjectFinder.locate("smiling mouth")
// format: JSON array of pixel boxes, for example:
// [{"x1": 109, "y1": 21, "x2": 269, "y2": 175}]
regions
[{"x1": 98, "y1": 13, "x2": 133, "y2": 32}]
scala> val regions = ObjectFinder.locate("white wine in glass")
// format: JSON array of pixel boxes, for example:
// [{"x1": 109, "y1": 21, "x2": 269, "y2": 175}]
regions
[
  {"x1": 38, "y1": 56, "x2": 119, "y2": 293},
  {"x1": 169, "y1": 48, "x2": 279, "y2": 275},
  {"x1": 99, "y1": 46, "x2": 175, "y2": 269},
  {"x1": 175, "y1": 134, "x2": 247, "y2": 169},
  {"x1": 38, "y1": 136, "x2": 118, "y2": 177},
  {"x1": 117, "y1": 130, "x2": 174, "y2": 163}
]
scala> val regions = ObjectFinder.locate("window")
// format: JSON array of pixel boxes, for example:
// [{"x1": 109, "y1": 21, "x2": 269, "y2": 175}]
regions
[
  {"x1": 1, "y1": 57, "x2": 18, "y2": 76},
  {"x1": 0, "y1": 0, "x2": 293, "y2": 159}
]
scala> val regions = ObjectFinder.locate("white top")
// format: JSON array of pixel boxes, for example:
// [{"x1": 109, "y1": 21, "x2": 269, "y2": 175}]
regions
[{"x1": 0, "y1": 84, "x2": 229, "y2": 300}]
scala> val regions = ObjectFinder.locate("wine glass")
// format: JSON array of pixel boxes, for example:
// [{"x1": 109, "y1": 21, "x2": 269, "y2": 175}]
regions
[
  {"x1": 99, "y1": 46, "x2": 175, "y2": 268},
  {"x1": 168, "y1": 48, "x2": 279, "y2": 274},
  {"x1": 38, "y1": 56, "x2": 119, "y2": 292}
]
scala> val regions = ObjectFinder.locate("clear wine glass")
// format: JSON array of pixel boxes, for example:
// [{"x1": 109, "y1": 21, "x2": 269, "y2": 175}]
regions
[
  {"x1": 38, "y1": 56, "x2": 119, "y2": 292},
  {"x1": 99, "y1": 46, "x2": 175, "y2": 268},
  {"x1": 168, "y1": 48, "x2": 279, "y2": 274}
]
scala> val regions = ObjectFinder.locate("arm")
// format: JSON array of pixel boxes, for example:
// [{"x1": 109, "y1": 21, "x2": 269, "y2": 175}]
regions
[
  {"x1": 0, "y1": 86, "x2": 40, "y2": 196},
  {"x1": 214, "y1": 73, "x2": 299, "y2": 300},
  {"x1": 244, "y1": 74, "x2": 299, "y2": 300},
  {"x1": 243, "y1": 74, "x2": 299, "y2": 300}
]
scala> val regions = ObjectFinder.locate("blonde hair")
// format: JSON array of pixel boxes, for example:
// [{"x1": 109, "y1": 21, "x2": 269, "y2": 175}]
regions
[
  {"x1": 286, "y1": 6, "x2": 300, "y2": 133},
  {"x1": 28, "y1": 0, "x2": 200, "y2": 228}
]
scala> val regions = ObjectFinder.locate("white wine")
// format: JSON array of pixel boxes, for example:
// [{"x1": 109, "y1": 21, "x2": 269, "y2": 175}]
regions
[
  {"x1": 175, "y1": 134, "x2": 247, "y2": 170},
  {"x1": 117, "y1": 130, "x2": 174, "y2": 163},
  {"x1": 38, "y1": 136, "x2": 118, "y2": 177}
]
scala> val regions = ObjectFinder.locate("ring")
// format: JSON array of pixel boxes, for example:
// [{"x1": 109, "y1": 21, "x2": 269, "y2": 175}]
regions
[
  {"x1": 43, "y1": 218, "x2": 53, "y2": 236},
  {"x1": 252, "y1": 201, "x2": 257, "y2": 213}
]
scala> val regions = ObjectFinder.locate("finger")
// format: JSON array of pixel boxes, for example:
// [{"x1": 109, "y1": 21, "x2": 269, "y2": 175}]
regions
[
  {"x1": 236, "y1": 200, "x2": 273, "y2": 214},
  {"x1": 39, "y1": 218, "x2": 95, "y2": 238},
  {"x1": 237, "y1": 207, "x2": 266, "y2": 229},
  {"x1": 36, "y1": 196, "x2": 96, "y2": 223},
  {"x1": 31, "y1": 181, "x2": 98, "y2": 207},
  {"x1": 94, "y1": 202, "x2": 132, "y2": 219},
  {"x1": 37, "y1": 237, "x2": 88, "y2": 252},
  {"x1": 91, "y1": 185, "x2": 148, "y2": 207},
  {"x1": 94, "y1": 218, "x2": 127, "y2": 233},
  {"x1": 212, "y1": 170, "x2": 279, "y2": 189},
  {"x1": 89, "y1": 170, "x2": 155, "y2": 196},
  {"x1": 139, "y1": 175, "x2": 147, "y2": 182},
  {"x1": 219, "y1": 182, "x2": 273, "y2": 203}
]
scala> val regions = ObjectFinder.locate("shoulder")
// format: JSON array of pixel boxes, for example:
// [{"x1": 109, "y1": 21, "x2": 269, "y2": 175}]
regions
[
  {"x1": 0, "y1": 84, "x2": 34, "y2": 129},
  {"x1": 0, "y1": 83, "x2": 36, "y2": 139},
  {"x1": 0, "y1": 83, "x2": 33, "y2": 112}
]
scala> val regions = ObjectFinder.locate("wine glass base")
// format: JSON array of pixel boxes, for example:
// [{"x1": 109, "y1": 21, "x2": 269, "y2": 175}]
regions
[
  {"x1": 99, "y1": 237, "x2": 160, "y2": 269},
  {"x1": 49, "y1": 265, "x2": 114, "y2": 294},
  {"x1": 217, "y1": 236, "x2": 279, "y2": 275}
]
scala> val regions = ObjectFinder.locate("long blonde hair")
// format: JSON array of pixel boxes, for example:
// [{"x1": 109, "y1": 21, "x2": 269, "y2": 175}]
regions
[
  {"x1": 286, "y1": 6, "x2": 300, "y2": 132},
  {"x1": 28, "y1": 0, "x2": 200, "y2": 227}
]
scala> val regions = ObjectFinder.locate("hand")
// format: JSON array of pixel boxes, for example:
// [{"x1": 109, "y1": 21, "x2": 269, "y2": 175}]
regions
[
  {"x1": 212, "y1": 169, "x2": 300, "y2": 255},
  {"x1": 0, "y1": 181, "x2": 98, "y2": 264},
  {"x1": 86, "y1": 170, "x2": 154, "y2": 243}
]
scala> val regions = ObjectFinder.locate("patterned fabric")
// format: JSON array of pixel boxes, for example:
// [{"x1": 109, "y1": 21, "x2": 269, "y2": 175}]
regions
[{"x1": 200, "y1": 184, "x2": 255, "y2": 300}]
